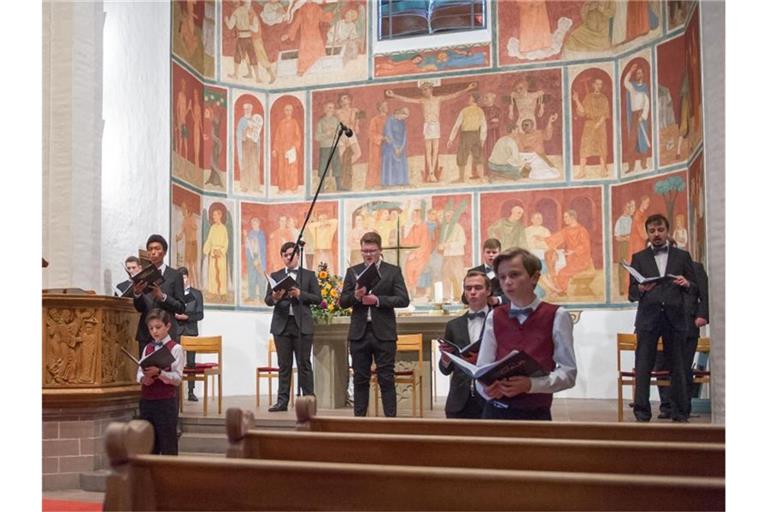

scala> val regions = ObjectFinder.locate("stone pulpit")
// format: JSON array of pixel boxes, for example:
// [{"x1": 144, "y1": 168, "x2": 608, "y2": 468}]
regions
[{"x1": 42, "y1": 292, "x2": 140, "y2": 490}]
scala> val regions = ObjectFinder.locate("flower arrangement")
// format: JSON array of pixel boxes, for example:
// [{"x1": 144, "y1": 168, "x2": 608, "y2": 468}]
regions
[{"x1": 311, "y1": 262, "x2": 351, "y2": 324}]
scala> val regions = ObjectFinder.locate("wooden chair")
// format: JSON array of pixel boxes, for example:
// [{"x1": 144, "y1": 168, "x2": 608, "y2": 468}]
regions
[
  {"x1": 373, "y1": 333, "x2": 424, "y2": 417},
  {"x1": 256, "y1": 336, "x2": 294, "y2": 409},
  {"x1": 430, "y1": 338, "x2": 439, "y2": 409},
  {"x1": 179, "y1": 335, "x2": 222, "y2": 416},
  {"x1": 616, "y1": 333, "x2": 711, "y2": 421}
]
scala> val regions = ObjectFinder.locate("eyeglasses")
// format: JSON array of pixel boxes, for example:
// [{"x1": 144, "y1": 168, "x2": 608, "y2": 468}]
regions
[{"x1": 361, "y1": 249, "x2": 380, "y2": 255}]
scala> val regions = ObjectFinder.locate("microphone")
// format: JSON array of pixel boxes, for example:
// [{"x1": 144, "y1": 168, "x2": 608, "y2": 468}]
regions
[{"x1": 339, "y1": 123, "x2": 353, "y2": 137}]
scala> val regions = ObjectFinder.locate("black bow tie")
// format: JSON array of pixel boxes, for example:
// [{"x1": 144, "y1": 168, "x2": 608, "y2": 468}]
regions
[
  {"x1": 652, "y1": 245, "x2": 668, "y2": 254},
  {"x1": 509, "y1": 307, "x2": 533, "y2": 318},
  {"x1": 485, "y1": 266, "x2": 493, "y2": 273},
  {"x1": 467, "y1": 311, "x2": 486, "y2": 320}
]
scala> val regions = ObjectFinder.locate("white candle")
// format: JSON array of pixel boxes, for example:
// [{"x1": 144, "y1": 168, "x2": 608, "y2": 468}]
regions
[{"x1": 434, "y1": 281, "x2": 443, "y2": 303}]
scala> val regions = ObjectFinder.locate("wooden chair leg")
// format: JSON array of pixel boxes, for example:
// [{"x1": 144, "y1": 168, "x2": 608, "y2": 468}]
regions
[
  {"x1": 418, "y1": 378, "x2": 424, "y2": 418},
  {"x1": 256, "y1": 371, "x2": 261, "y2": 407},
  {"x1": 411, "y1": 380, "x2": 416, "y2": 417},
  {"x1": 617, "y1": 379, "x2": 623, "y2": 422},
  {"x1": 179, "y1": 384, "x2": 184, "y2": 413},
  {"x1": 218, "y1": 373, "x2": 222, "y2": 414},
  {"x1": 268, "y1": 377, "x2": 273, "y2": 406},
  {"x1": 289, "y1": 374, "x2": 294, "y2": 407},
  {"x1": 373, "y1": 380, "x2": 379, "y2": 417},
  {"x1": 203, "y1": 377, "x2": 209, "y2": 416}
]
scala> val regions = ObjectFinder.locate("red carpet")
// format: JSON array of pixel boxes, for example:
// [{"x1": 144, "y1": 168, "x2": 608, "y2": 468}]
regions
[{"x1": 42, "y1": 499, "x2": 102, "y2": 511}]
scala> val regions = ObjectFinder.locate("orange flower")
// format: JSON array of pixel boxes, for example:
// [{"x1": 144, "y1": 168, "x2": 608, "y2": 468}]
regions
[{"x1": 318, "y1": 271, "x2": 329, "y2": 280}]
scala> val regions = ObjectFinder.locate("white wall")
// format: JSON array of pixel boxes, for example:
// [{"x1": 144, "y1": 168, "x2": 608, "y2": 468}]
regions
[{"x1": 101, "y1": 0, "x2": 170, "y2": 294}]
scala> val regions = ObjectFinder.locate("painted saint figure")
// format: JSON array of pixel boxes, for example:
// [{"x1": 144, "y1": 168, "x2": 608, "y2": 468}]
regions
[
  {"x1": 203, "y1": 205, "x2": 230, "y2": 300},
  {"x1": 572, "y1": 77, "x2": 610, "y2": 178},
  {"x1": 381, "y1": 107, "x2": 410, "y2": 187},
  {"x1": 623, "y1": 63, "x2": 651, "y2": 173},
  {"x1": 543, "y1": 210, "x2": 594, "y2": 296},
  {"x1": 271, "y1": 103, "x2": 302, "y2": 194},
  {"x1": 236, "y1": 102, "x2": 264, "y2": 193},
  {"x1": 366, "y1": 101, "x2": 389, "y2": 189},
  {"x1": 245, "y1": 216, "x2": 267, "y2": 301}
]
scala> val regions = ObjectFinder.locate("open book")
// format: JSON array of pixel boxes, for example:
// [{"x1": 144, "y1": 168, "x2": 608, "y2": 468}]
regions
[
  {"x1": 121, "y1": 345, "x2": 176, "y2": 370},
  {"x1": 266, "y1": 271, "x2": 299, "y2": 293},
  {"x1": 355, "y1": 263, "x2": 381, "y2": 290},
  {"x1": 380, "y1": 0, "x2": 484, "y2": 38},
  {"x1": 620, "y1": 261, "x2": 680, "y2": 284},
  {"x1": 444, "y1": 349, "x2": 547, "y2": 386},
  {"x1": 438, "y1": 337, "x2": 480, "y2": 358},
  {"x1": 130, "y1": 264, "x2": 165, "y2": 289}
]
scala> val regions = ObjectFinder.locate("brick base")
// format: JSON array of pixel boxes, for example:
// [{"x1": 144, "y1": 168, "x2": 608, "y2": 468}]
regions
[{"x1": 43, "y1": 400, "x2": 139, "y2": 491}]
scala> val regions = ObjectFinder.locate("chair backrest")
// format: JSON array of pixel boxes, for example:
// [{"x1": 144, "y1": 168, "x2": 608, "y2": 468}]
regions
[
  {"x1": 396, "y1": 334, "x2": 424, "y2": 371},
  {"x1": 180, "y1": 336, "x2": 222, "y2": 365}
]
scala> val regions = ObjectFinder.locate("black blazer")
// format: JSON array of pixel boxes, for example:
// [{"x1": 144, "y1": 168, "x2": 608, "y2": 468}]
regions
[
  {"x1": 628, "y1": 246, "x2": 697, "y2": 332},
  {"x1": 438, "y1": 313, "x2": 486, "y2": 414},
  {"x1": 339, "y1": 261, "x2": 410, "y2": 341},
  {"x1": 686, "y1": 262, "x2": 709, "y2": 331},
  {"x1": 115, "y1": 279, "x2": 132, "y2": 297},
  {"x1": 265, "y1": 267, "x2": 322, "y2": 336},
  {"x1": 133, "y1": 266, "x2": 186, "y2": 344},
  {"x1": 178, "y1": 287, "x2": 205, "y2": 337}
]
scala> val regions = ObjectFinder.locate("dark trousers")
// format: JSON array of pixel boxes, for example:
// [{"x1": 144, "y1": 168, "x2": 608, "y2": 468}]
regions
[
  {"x1": 139, "y1": 397, "x2": 178, "y2": 455},
  {"x1": 634, "y1": 317, "x2": 689, "y2": 421},
  {"x1": 350, "y1": 325, "x2": 396, "y2": 417},
  {"x1": 186, "y1": 350, "x2": 196, "y2": 394},
  {"x1": 482, "y1": 402, "x2": 552, "y2": 421},
  {"x1": 274, "y1": 317, "x2": 314, "y2": 403},
  {"x1": 446, "y1": 394, "x2": 485, "y2": 419},
  {"x1": 655, "y1": 330, "x2": 699, "y2": 414}
]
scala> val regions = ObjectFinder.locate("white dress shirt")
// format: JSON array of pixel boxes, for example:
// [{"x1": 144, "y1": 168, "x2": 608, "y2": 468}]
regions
[
  {"x1": 467, "y1": 306, "x2": 489, "y2": 344},
  {"x1": 653, "y1": 243, "x2": 669, "y2": 276},
  {"x1": 136, "y1": 334, "x2": 185, "y2": 386},
  {"x1": 285, "y1": 267, "x2": 298, "y2": 316},
  {"x1": 475, "y1": 297, "x2": 577, "y2": 400}
]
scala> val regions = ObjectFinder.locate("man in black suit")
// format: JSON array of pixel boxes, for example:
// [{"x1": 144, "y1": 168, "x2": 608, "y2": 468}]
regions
[
  {"x1": 176, "y1": 266, "x2": 205, "y2": 402},
  {"x1": 265, "y1": 242, "x2": 322, "y2": 412},
  {"x1": 468, "y1": 237, "x2": 505, "y2": 306},
  {"x1": 114, "y1": 256, "x2": 141, "y2": 296},
  {"x1": 654, "y1": 258, "x2": 709, "y2": 419},
  {"x1": 628, "y1": 214, "x2": 697, "y2": 422},
  {"x1": 132, "y1": 234, "x2": 186, "y2": 356},
  {"x1": 438, "y1": 271, "x2": 488, "y2": 418},
  {"x1": 340, "y1": 231, "x2": 410, "y2": 417}
]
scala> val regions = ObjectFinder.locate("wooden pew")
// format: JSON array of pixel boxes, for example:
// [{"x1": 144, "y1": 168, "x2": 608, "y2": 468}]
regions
[
  {"x1": 295, "y1": 396, "x2": 725, "y2": 444},
  {"x1": 106, "y1": 419, "x2": 724, "y2": 511},
  {"x1": 228, "y1": 408, "x2": 724, "y2": 478}
]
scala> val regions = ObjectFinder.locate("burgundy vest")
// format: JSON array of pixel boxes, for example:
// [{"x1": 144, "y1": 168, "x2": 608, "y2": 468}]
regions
[
  {"x1": 493, "y1": 302, "x2": 558, "y2": 410},
  {"x1": 141, "y1": 340, "x2": 179, "y2": 400}
]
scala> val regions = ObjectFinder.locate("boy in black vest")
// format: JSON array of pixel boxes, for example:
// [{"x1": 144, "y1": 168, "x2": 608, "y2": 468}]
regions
[
  {"x1": 137, "y1": 309, "x2": 184, "y2": 455},
  {"x1": 475, "y1": 248, "x2": 577, "y2": 420}
]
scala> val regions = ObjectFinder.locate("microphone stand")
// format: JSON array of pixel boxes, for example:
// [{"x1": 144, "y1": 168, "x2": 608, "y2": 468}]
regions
[{"x1": 291, "y1": 123, "x2": 346, "y2": 401}]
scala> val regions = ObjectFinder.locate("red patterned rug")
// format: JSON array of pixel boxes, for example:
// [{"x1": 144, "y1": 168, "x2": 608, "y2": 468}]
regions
[{"x1": 42, "y1": 499, "x2": 102, "y2": 511}]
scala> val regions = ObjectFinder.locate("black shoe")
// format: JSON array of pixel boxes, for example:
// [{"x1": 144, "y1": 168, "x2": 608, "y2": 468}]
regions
[
  {"x1": 657, "y1": 411, "x2": 672, "y2": 419},
  {"x1": 672, "y1": 416, "x2": 689, "y2": 423},
  {"x1": 268, "y1": 402, "x2": 288, "y2": 412},
  {"x1": 187, "y1": 393, "x2": 198, "y2": 402},
  {"x1": 634, "y1": 416, "x2": 651, "y2": 422}
]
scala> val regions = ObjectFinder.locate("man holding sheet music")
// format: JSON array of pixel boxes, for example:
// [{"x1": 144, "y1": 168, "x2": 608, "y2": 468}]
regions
[
  {"x1": 132, "y1": 235, "x2": 186, "y2": 357},
  {"x1": 628, "y1": 214, "x2": 697, "y2": 422},
  {"x1": 115, "y1": 256, "x2": 141, "y2": 296},
  {"x1": 340, "y1": 232, "x2": 410, "y2": 417},
  {"x1": 265, "y1": 242, "x2": 322, "y2": 412},
  {"x1": 438, "y1": 271, "x2": 490, "y2": 419}
]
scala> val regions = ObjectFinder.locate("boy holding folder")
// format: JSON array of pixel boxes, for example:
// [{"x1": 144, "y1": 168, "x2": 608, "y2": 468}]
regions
[{"x1": 474, "y1": 248, "x2": 577, "y2": 420}]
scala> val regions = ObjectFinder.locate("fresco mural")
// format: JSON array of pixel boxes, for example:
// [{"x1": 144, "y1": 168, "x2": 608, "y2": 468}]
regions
[
  {"x1": 311, "y1": 69, "x2": 564, "y2": 193},
  {"x1": 220, "y1": 0, "x2": 367, "y2": 89},
  {"x1": 569, "y1": 63, "x2": 615, "y2": 180},
  {"x1": 481, "y1": 187, "x2": 605, "y2": 304},
  {"x1": 170, "y1": 3, "x2": 706, "y2": 310},
  {"x1": 657, "y1": 9, "x2": 702, "y2": 166},
  {"x1": 344, "y1": 194, "x2": 473, "y2": 304},
  {"x1": 619, "y1": 51, "x2": 654, "y2": 176},
  {"x1": 609, "y1": 170, "x2": 688, "y2": 301},
  {"x1": 240, "y1": 200, "x2": 339, "y2": 306},
  {"x1": 498, "y1": 1, "x2": 662, "y2": 65},
  {"x1": 172, "y1": 0, "x2": 216, "y2": 78},
  {"x1": 688, "y1": 152, "x2": 706, "y2": 265},
  {"x1": 172, "y1": 62, "x2": 205, "y2": 189},
  {"x1": 171, "y1": 184, "x2": 202, "y2": 289},
  {"x1": 232, "y1": 90, "x2": 267, "y2": 195},
  {"x1": 201, "y1": 197, "x2": 236, "y2": 305},
  {"x1": 374, "y1": 44, "x2": 490, "y2": 78}
]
